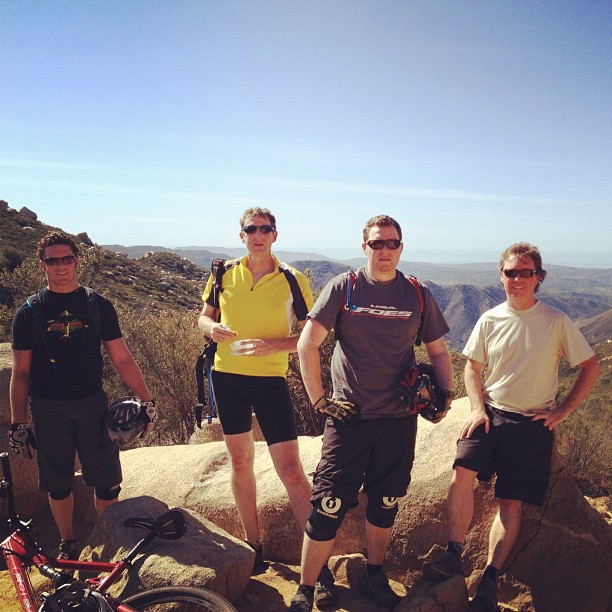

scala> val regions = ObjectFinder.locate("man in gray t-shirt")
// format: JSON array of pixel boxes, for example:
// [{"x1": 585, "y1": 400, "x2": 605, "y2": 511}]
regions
[{"x1": 290, "y1": 215, "x2": 454, "y2": 612}]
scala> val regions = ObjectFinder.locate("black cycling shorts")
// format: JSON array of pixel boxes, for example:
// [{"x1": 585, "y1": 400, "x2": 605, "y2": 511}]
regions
[
  {"x1": 211, "y1": 370, "x2": 298, "y2": 445},
  {"x1": 31, "y1": 390, "x2": 122, "y2": 492},
  {"x1": 311, "y1": 415, "x2": 418, "y2": 507},
  {"x1": 453, "y1": 404, "x2": 553, "y2": 506}
]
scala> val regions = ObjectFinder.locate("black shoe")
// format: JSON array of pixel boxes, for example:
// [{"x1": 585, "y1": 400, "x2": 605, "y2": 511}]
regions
[
  {"x1": 469, "y1": 576, "x2": 499, "y2": 611},
  {"x1": 55, "y1": 539, "x2": 78, "y2": 561},
  {"x1": 423, "y1": 551, "x2": 464, "y2": 583},
  {"x1": 359, "y1": 571, "x2": 401, "y2": 609},
  {"x1": 245, "y1": 540, "x2": 268, "y2": 575},
  {"x1": 289, "y1": 587, "x2": 314, "y2": 612},
  {"x1": 315, "y1": 564, "x2": 337, "y2": 608}
]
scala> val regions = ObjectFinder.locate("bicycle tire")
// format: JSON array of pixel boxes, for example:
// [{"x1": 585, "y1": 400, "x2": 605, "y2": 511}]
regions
[{"x1": 123, "y1": 586, "x2": 238, "y2": 612}]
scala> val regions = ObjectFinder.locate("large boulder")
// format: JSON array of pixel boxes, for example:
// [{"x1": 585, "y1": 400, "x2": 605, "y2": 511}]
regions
[
  {"x1": 118, "y1": 399, "x2": 612, "y2": 611},
  {"x1": 80, "y1": 497, "x2": 252, "y2": 602}
]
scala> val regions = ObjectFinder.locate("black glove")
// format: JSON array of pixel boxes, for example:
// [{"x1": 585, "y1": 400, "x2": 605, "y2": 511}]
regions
[
  {"x1": 9, "y1": 423, "x2": 37, "y2": 459},
  {"x1": 140, "y1": 400, "x2": 157, "y2": 426},
  {"x1": 420, "y1": 391, "x2": 454, "y2": 424},
  {"x1": 313, "y1": 397, "x2": 358, "y2": 422}
]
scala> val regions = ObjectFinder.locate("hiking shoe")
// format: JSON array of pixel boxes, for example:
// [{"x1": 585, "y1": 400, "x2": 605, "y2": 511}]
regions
[
  {"x1": 54, "y1": 539, "x2": 78, "y2": 561},
  {"x1": 423, "y1": 551, "x2": 464, "y2": 583},
  {"x1": 359, "y1": 571, "x2": 401, "y2": 609},
  {"x1": 469, "y1": 576, "x2": 499, "y2": 612},
  {"x1": 245, "y1": 540, "x2": 268, "y2": 575},
  {"x1": 289, "y1": 588, "x2": 314, "y2": 612},
  {"x1": 314, "y1": 564, "x2": 337, "y2": 607}
]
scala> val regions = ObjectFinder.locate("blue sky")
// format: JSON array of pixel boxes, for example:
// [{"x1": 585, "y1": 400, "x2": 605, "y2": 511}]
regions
[{"x1": 1, "y1": 0, "x2": 611, "y2": 266}]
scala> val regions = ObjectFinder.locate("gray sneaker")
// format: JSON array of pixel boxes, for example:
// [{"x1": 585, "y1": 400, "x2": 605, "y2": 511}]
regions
[
  {"x1": 423, "y1": 551, "x2": 464, "y2": 583},
  {"x1": 359, "y1": 571, "x2": 401, "y2": 609},
  {"x1": 469, "y1": 576, "x2": 498, "y2": 612},
  {"x1": 314, "y1": 564, "x2": 337, "y2": 608}
]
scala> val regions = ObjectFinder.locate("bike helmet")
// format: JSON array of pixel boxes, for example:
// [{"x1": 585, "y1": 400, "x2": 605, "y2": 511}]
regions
[
  {"x1": 397, "y1": 363, "x2": 452, "y2": 424},
  {"x1": 105, "y1": 396, "x2": 147, "y2": 449},
  {"x1": 39, "y1": 580, "x2": 114, "y2": 612}
]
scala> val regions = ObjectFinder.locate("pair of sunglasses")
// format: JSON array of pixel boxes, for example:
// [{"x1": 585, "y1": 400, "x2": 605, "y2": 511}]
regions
[
  {"x1": 502, "y1": 269, "x2": 538, "y2": 278},
  {"x1": 242, "y1": 224, "x2": 276, "y2": 234},
  {"x1": 366, "y1": 239, "x2": 401, "y2": 250},
  {"x1": 43, "y1": 255, "x2": 77, "y2": 266}
]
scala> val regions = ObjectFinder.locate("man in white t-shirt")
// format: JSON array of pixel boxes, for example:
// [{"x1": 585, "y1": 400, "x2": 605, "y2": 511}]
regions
[{"x1": 424, "y1": 242, "x2": 601, "y2": 611}]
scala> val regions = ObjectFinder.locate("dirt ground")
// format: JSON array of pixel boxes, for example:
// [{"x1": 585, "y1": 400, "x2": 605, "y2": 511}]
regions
[{"x1": 0, "y1": 557, "x2": 407, "y2": 611}]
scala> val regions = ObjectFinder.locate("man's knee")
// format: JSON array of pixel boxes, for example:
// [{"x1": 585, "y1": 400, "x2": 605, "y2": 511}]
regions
[
  {"x1": 366, "y1": 496, "x2": 400, "y2": 529},
  {"x1": 305, "y1": 496, "x2": 349, "y2": 542},
  {"x1": 49, "y1": 488, "x2": 72, "y2": 501},
  {"x1": 453, "y1": 465, "x2": 478, "y2": 485},
  {"x1": 95, "y1": 485, "x2": 121, "y2": 501}
]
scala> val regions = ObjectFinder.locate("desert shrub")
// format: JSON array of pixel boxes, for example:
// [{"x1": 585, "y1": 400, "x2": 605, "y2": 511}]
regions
[
  {"x1": 103, "y1": 306, "x2": 203, "y2": 445},
  {"x1": 557, "y1": 350, "x2": 611, "y2": 495}
]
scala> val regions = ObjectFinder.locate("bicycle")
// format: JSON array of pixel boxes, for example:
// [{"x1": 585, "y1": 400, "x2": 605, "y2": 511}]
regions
[{"x1": 0, "y1": 451, "x2": 238, "y2": 611}]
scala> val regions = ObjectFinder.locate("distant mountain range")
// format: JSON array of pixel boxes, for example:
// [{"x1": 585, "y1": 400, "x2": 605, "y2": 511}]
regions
[
  {"x1": 0, "y1": 202, "x2": 609, "y2": 351},
  {"x1": 104, "y1": 243, "x2": 612, "y2": 349}
]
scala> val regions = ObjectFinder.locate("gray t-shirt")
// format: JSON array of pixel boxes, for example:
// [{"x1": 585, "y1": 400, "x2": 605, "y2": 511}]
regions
[{"x1": 309, "y1": 267, "x2": 450, "y2": 419}]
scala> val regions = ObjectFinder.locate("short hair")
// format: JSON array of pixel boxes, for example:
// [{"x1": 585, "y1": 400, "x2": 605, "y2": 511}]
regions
[
  {"x1": 36, "y1": 231, "x2": 80, "y2": 261},
  {"x1": 499, "y1": 242, "x2": 547, "y2": 290},
  {"x1": 362, "y1": 215, "x2": 402, "y2": 243},
  {"x1": 239, "y1": 207, "x2": 276, "y2": 229}
]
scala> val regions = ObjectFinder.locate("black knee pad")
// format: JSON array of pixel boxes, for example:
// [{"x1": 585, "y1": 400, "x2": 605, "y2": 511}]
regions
[
  {"x1": 95, "y1": 485, "x2": 121, "y2": 501},
  {"x1": 305, "y1": 496, "x2": 349, "y2": 542},
  {"x1": 366, "y1": 496, "x2": 400, "y2": 529},
  {"x1": 49, "y1": 488, "x2": 72, "y2": 501}
]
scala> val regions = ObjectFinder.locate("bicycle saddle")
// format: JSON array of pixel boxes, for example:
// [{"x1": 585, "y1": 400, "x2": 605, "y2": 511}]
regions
[{"x1": 123, "y1": 509, "x2": 186, "y2": 540}]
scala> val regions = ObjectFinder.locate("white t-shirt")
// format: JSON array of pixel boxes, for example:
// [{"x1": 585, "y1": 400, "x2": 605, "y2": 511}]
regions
[{"x1": 463, "y1": 300, "x2": 594, "y2": 414}]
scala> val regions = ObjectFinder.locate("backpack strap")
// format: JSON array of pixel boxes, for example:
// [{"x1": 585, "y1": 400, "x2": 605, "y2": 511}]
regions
[
  {"x1": 334, "y1": 270, "x2": 425, "y2": 345},
  {"x1": 334, "y1": 271, "x2": 356, "y2": 342},
  {"x1": 27, "y1": 291, "x2": 56, "y2": 364},
  {"x1": 278, "y1": 262, "x2": 309, "y2": 321},
  {"x1": 83, "y1": 286, "x2": 102, "y2": 337}
]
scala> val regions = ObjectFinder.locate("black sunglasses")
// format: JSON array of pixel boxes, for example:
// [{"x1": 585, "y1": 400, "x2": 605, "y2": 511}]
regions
[
  {"x1": 242, "y1": 224, "x2": 276, "y2": 234},
  {"x1": 502, "y1": 269, "x2": 538, "y2": 278},
  {"x1": 366, "y1": 239, "x2": 401, "y2": 250},
  {"x1": 43, "y1": 255, "x2": 77, "y2": 267}
]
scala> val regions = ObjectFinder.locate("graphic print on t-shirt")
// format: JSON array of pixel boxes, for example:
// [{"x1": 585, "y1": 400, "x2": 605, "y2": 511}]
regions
[{"x1": 45, "y1": 309, "x2": 87, "y2": 339}]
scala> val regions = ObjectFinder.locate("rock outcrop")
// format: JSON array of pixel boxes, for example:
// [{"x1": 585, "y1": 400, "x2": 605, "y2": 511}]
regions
[
  {"x1": 113, "y1": 399, "x2": 611, "y2": 612},
  {"x1": 81, "y1": 497, "x2": 252, "y2": 602}
]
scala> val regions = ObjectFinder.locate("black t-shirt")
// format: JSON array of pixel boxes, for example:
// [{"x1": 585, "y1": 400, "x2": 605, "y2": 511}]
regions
[{"x1": 12, "y1": 287, "x2": 122, "y2": 400}]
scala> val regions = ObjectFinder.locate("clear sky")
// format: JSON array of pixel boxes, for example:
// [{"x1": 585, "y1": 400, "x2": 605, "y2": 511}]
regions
[{"x1": 1, "y1": 0, "x2": 611, "y2": 266}]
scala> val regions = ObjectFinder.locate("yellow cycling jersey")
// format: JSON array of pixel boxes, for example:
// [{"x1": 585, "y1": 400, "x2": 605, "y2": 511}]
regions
[{"x1": 201, "y1": 255, "x2": 314, "y2": 377}]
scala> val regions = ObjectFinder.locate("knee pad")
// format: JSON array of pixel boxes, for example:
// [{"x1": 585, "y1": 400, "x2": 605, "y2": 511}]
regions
[
  {"x1": 49, "y1": 488, "x2": 72, "y2": 501},
  {"x1": 305, "y1": 496, "x2": 349, "y2": 542},
  {"x1": 95, "y1": 485, "x2": 121, "y2": 501},
  {"x1": 366, "y1": 496, "x2": 400, "y2": 529}
]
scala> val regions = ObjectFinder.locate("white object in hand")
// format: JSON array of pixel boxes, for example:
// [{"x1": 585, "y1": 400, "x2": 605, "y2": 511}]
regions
[{"x1": 230, "y1": 340, "x2": 256, "y2": 355}]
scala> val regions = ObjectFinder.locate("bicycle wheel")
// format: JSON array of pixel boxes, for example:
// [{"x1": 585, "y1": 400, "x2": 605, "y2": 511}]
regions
[{"x1": 123, "y1": 586, "x2": 238, "y2": 612}]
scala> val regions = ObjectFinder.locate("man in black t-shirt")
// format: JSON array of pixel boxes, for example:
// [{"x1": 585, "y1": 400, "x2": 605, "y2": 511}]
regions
[{"x1": 10, "y1": 231, "x2": 154, "y2": 560}]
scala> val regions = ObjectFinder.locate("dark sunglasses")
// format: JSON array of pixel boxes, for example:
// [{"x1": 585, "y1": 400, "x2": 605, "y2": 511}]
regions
[
  {"x1": 502, "y1": 269, "x2": 538, "y2": 278},
  {"x1": 242, "y1": 224, "x2": 276, "y2": 234},
  {"x1": 366, "y1": 239, "x2": 401, "y2": 250},
  {"x1": 43, "y1": 255, "x2": 77, "y2": 267}
]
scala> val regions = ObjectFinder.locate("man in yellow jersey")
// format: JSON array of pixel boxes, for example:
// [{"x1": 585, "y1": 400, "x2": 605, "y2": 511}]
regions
[{"x1": 198, "y1": 208, "x2": 334, "y2": 596}]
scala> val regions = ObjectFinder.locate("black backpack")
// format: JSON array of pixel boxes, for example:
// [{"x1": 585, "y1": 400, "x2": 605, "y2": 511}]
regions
[
  {"x1": 194, "y1": 258, "x2": 309, "y2": 427},
  {"x1": 27, "y1": 287, "x2": 102, "y2": 364}
]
